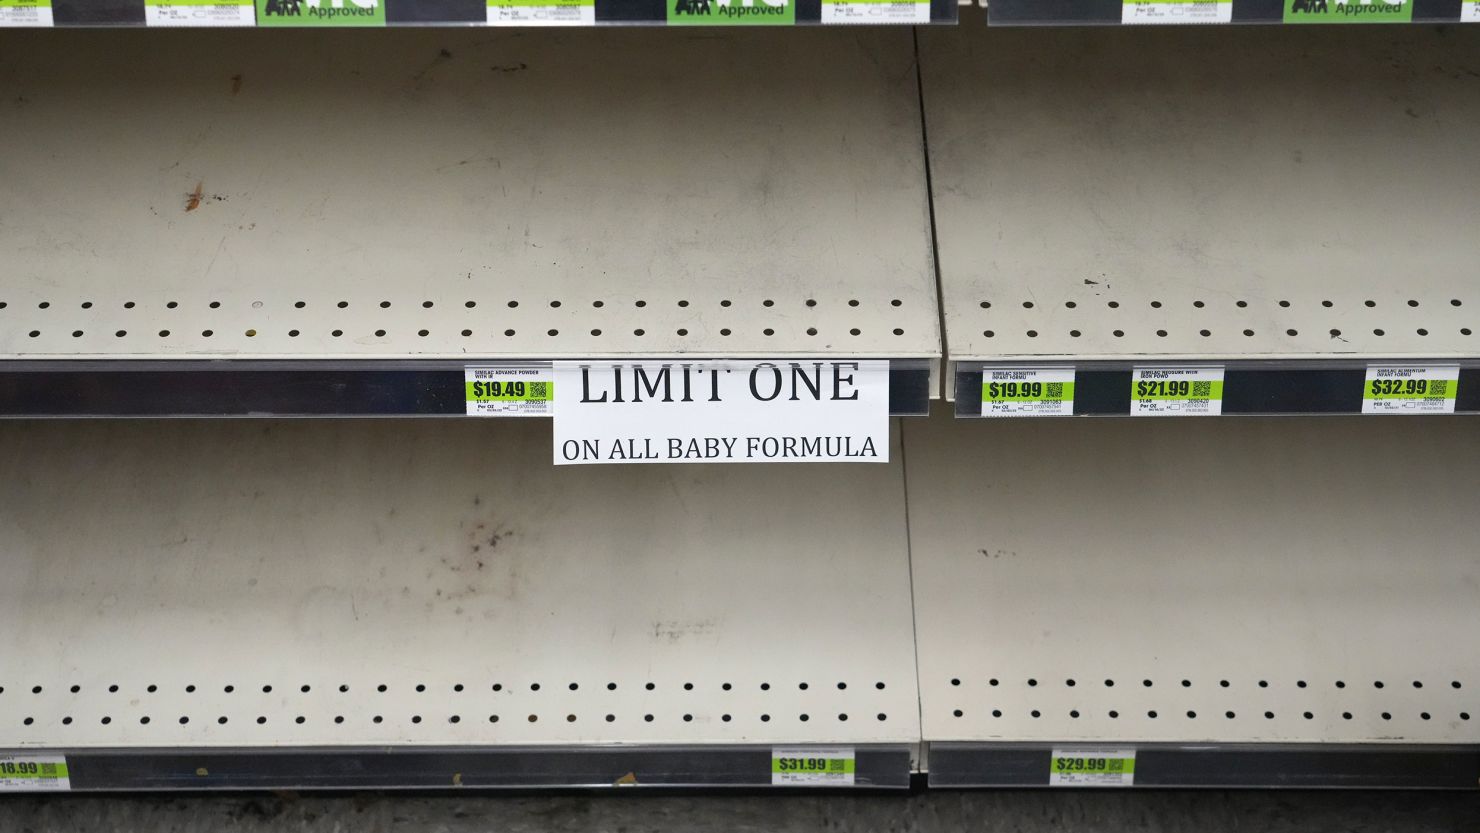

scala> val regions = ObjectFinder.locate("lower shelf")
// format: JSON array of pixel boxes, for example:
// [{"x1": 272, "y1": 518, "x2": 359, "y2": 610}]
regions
[
  {"x1": 904, "y1": 412, "x2": 1480, "y2": 788},
  {"x1": 0, "y1": 419, "x2": 921, "y2": 789},
  {"x1": 2, "y1": 412, "x2": 1477, "y2": 790}
]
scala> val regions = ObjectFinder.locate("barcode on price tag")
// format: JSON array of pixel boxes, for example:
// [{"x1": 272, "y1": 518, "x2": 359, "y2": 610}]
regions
[
  {"x1": 0, "y1": 756, "x2": 70, "y2": 792},
  {"x1": 1362, "y1": 365, "x2": 1460, "y2": 414},
  {"x1": 1122, "y1": 0, "x2": 1231, "y2": 24},
  {"x1": 0, "y1": 0, "x2": 53, "y2": 26},
  {"x1": 772, "y1": 746, "x2": 855, "y2": 786},
  {"x1": 1049, "y1": 747, "x2": 1135, "y2": 787},
  {"x1": 822, "y1": 0, "x2": 929, "y2": 23},
  {"x1": 465, "y1": 367, "x2": 555, "y2": 417},
  {"x1": 1131, "y1": 366, "x2": 1224, "y2": 416},
  {"x1": 981, "y1": 367, "x2": 1075, "y2": 417}
]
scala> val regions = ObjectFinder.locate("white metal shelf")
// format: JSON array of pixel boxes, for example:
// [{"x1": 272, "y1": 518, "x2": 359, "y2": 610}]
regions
[
  {"x1": 904, "y1": 410, "x2": 1480, "y2": 786},
  {"x1": 922, "y1": 24, "x2": 1480, "y2": 372},
  {"x1": 0, "y1": 418, "x2": 920, "y2": 788},
  {"x1": 0, "y1": 28, "x2": 938, "y2": 366}
]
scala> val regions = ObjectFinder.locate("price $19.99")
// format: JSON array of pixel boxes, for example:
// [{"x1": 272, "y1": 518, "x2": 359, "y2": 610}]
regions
[{"x1": 986, "y1": 381, "x2": 1044, "y2": 399}]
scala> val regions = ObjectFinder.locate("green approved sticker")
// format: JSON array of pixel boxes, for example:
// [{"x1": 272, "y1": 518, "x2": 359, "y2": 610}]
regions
[
  {"x1": 256, "y1": 0, "x2": 385, "y2": 25},
  {"x1": 668, "y1": 0, "x2": 794, "y2": 25},
  {"x1": 1283, "y1": 0, "x2": 1412, "y2": 23}
]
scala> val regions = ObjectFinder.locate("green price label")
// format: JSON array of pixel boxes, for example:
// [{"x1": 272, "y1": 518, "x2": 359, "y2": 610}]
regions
[
  {"x1": 0, "y1": 760, "x2": 68, "y2": 779},
  {"x1": 772, "y1": 756, "x2": 855, "y2": 774},
  {"x1": 466, "y1": 380, "x2": 553, "y2": 402}
]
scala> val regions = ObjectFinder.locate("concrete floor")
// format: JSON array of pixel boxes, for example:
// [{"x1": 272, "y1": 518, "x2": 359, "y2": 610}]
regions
[{"x1": 2, "y1": 791, "x2": 1478, "y2": 832}]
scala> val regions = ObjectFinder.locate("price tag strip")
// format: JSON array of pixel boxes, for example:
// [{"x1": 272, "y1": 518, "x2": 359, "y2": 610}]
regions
[
  {"x1": 1363, "y1": 365, "x2": 1460, "y2": 415},
  {"x1": 0, "y1": 756, "x2": 70, "y2": 792},
  {"x1": 1130, "y1": 366, "x2": 1224, "y2": 416},
  {"x1": 0, "y1": 0, "x2": 52, "y2": 25},
  {"x1": 772, "y1": 746, "x2": 855, "y2": 786},
  {"x1": 465, "y1": 366, "x2": 555, "y2": 417},
  {"x1": 981, "y1": 367, "x2": 1075, "y2": 417},
  {"x1": 486, "y1": 0, "x2": 594, "y2": 25},
  {"x1": 1123, "y1": 0, "x2": 1231, "y2": 24},
  {"x1": 822, "y1": 0, "x2": 929, "y2": 23},
  {"x1": 1049, "y1": 746, "x2": 1135, "y2": 787}
]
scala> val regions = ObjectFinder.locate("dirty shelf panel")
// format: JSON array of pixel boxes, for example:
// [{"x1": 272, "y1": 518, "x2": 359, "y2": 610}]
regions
[
  {"x1": 0, "y1": 419, "x2": 920, "y2": 770},
  {"x1": 0, "y1": 27, "x2": 939, "y2": 367}
]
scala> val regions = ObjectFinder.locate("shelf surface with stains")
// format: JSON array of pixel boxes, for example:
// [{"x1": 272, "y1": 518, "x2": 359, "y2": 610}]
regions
[
  {"x1": 0, "y1": 27, "x2": 940, "y2": 415},
  {"x1": 0, "y1": 417, "x2": 920, "y2": 788},
  {"x1": 904, "y1": 411, "x2": 1480, "y2": 787},
  {"x1": 922, "y1": 22, "x2": 1480, "y2": 412}
]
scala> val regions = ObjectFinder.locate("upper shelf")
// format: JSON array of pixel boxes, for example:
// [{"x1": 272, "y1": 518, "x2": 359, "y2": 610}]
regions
[
  {"x1": 985, "y1": 0, "x2": 1473, "y2": 26},
  {"x1": 923, "y1": 21, "x2": 1480, "y2": 413},
  {"x1": 0, "y1": 27, "x2": 940, "y2": 415},
  {"x1": 0, "y1": 0, "x2": 956, "y2": 27}
]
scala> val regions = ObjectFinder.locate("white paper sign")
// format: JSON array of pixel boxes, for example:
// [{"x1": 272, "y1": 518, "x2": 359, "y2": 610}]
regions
[
  {"x1": 552, "y1": 360, "x2": 889, "y2": 465},
  {"x1": 1464, "y1": 2, "x2": 1479, "y2": 22}
]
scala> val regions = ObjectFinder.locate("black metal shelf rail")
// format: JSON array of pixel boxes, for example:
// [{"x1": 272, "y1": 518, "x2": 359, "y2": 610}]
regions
[
  {"x1": 955, "y1": 362, "x2": 1480, "y2": 417},
  {"x1": 6, "y1": 744, "x2": 913, "y2": 790},
  {"x1": 928, "y1": 742, "x2": 1480, "y2": 789},
  {"x1": 988, "y1": 0, "x2": 1463, "y2": 25},
  {"x1": 0, "y1": 359, "x2": 933, "y2": 417},
  {"x1": 27, "y1": 0, "x2": 956, "y2": 26}
]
